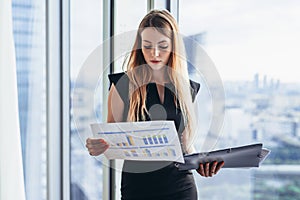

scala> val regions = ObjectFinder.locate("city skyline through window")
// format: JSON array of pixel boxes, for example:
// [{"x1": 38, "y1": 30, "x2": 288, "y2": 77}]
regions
[{"x1": 180, "y1": 1, "x2": 300, "y2": 199}]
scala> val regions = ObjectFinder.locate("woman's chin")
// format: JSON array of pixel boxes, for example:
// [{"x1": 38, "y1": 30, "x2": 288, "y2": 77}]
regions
[{"x1": 148, "y1": 64, "x2": 165, "y2": 71}]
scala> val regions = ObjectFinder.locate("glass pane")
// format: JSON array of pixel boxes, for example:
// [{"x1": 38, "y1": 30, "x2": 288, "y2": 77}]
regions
[
  {"x1": 154, "y1": 0, "x2": 167, "y2": 10},
  {"x1": 12, "y1": 0, "x2": 47, "y2": 199},
  {"x1": 180, "y1": 1, "x2": 300, "y2": 199},
  {"x1": 114, "y1": 1, "x2": 148, "y2": 199},
  {"x1": 114, "y1": 0, "x2": 147, "y2": 72},
  {"x1": 70, "y1": 0, "x2": 103, "y2": 200}
]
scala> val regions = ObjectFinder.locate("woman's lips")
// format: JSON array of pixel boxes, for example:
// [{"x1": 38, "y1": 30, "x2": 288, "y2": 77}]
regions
[{"x1": 150, "y1": 60, "x2": 161, "y2": 64}]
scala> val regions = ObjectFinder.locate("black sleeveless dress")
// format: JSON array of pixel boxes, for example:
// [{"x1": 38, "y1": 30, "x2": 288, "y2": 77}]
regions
[{"x1": 108, "y1": 72, "x2": 200, "y2": 200}]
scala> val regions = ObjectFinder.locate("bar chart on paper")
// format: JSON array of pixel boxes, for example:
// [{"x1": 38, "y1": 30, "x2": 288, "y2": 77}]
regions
[{"x1": 90, "y1": 121, "x2": 184, "y2": 163}]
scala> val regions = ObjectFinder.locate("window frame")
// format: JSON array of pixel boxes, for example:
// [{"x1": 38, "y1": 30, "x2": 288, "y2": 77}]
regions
[
  {"x1": 46, "y1": 0, "x2": 181, "y2": 199},
  {"x1": 46, "y1": 0, "x2": 70, "y2": 199}
]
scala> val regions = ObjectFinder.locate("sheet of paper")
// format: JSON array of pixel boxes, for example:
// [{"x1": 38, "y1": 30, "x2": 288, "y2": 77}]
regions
[
  {"x1": 90, "y1": 121, "x2": 184, "y2": 163},
  {"x1": 259, "y1": 148, "x2": 271, "y2": 163}
]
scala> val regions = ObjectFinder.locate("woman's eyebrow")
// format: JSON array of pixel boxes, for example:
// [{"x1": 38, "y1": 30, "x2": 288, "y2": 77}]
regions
[
  {"x1": 158, "y1": 40, "x2": 168, "y2": 44},
  {"x1": 142, "y1": 40, "x2": 152, "y2": 43},
  {"x1": 142, "y1": 40, "x2": 168, "y2": 44}
]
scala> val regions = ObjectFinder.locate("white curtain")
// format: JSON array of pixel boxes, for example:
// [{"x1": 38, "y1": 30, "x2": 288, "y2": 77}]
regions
[{"x1": 0, "y1": 0, "x2": 26, "y2": 199}]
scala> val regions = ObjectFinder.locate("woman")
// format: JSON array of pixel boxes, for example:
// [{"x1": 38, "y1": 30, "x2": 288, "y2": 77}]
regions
[{"x1": 86, "y1": 9, "x2": 224, "y2": 200}]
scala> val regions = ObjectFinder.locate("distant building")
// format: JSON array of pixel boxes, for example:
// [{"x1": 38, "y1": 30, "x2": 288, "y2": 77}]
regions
[
  {"x1": 183, "y1": 32, "x2": 206, "y2": 74},
  {"x1": 12, "y1": 0, "x2": 47, "y2": 199},
  {"x1": 254, "y1": 73, "x2": 259, "y2": 90}
]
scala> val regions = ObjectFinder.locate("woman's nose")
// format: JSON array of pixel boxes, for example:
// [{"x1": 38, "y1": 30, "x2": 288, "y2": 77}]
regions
[{"x1": 151, "y1": 47, "x2": 160, "y2": 57}]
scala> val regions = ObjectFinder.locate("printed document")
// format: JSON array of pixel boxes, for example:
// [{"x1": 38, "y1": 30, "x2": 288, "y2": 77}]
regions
[{"x1": 90, "y1": 121, "x2": 184, "y2": 163}]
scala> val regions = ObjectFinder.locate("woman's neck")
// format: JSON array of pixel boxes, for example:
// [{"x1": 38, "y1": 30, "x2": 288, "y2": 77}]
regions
[{"x1": 150, "y1": 66, "x2": 170, "y2": 84}]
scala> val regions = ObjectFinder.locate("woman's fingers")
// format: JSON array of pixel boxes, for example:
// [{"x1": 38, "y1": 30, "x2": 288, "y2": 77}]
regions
[
  {"x1": 215, "y1": 161, "x2": 225, "y2": 174},
  {"x1": 86, "y1": 138, "x2": 109, "y2": 156},
  {"x1": 197, "y1": 163, "x2": 205, "y2": 176},
  {"x1": 88, "y1": 144, "x2": 109, "y2": 155},
  {"x1": 209, "y1": 161, "x2": 217, "y2": 176},
  {"x1": 197, "y1": 161, "x2": 225, "y2": 177},
  {"x1": 205, "y1": 162, "x2": 210, "y2": 177},
  {"x1": 89, "y1": 145, "x2": 109, "y2": 156},
  {"x1": 197, "y1": 162, "x2": 210, "y2": 177},
  {"x1": 86, "y1": 138, "x2": 106, "y2": 145},
  {"x1": 86, "y1": 138, "x2": 108, "y2": 147}
]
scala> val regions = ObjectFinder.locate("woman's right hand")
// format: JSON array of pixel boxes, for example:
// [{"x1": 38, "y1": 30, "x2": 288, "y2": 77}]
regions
[
  {"x1": 86, "y1": 138, "x2": 109, "y2": 156},
  {"x1": 196, "y1": 161, "x2": 224, "y2": 177}
]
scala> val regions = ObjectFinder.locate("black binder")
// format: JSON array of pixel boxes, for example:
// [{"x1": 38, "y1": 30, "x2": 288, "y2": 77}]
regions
[{"x1": 175, "y1": 143, "x2": 270, "y2": 171}]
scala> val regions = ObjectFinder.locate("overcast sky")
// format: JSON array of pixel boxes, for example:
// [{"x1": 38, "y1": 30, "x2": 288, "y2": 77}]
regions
[
  {"x1": 71, "y1": 0, "x2": 300, "y2": 83},
  {"x1": 179, "y1": 0, "x2": 300, "y2": 83}
]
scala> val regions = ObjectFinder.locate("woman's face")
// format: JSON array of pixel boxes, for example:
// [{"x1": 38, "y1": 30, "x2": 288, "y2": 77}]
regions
[{"x1": 140, "y1": 27, "x2": 172, "y2": 71}]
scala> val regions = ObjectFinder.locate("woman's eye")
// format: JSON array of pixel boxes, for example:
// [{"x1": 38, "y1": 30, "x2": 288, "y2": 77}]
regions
[
  {"x1": 143, "y1": 45, "x2": 169, "y2": 50},
  {"x1": 143, "y1": 45, "x2": 152, "y2": 49},
  {"x1": 159, "y1": 46, "x2": 168, "y2": 50}
]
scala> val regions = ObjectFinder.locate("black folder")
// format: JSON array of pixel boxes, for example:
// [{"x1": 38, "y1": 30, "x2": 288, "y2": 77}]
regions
[{"x1": 175, "y1": 143, "x2": 270, "y2": 171}]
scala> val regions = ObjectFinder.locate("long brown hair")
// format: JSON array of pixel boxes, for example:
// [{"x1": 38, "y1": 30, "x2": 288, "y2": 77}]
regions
[{"x1": 125, "y1": 9, "x2": 196, "y2": 151}]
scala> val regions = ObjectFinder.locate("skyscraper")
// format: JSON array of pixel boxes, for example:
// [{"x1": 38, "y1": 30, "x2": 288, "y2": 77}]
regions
[{"x1": 12, "y1": 0, "x2": 47, "y2": 199}]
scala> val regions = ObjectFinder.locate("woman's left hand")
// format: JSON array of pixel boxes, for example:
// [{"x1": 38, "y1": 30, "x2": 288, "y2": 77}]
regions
[{"x1": 196, "y1": 161, "x2": 224, "y2": 177}]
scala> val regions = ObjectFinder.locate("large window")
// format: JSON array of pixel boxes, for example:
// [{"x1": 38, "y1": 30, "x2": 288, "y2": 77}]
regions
[
  {"x1": 12, "y1": 0, "x2": 47, "y2": 199},
  {"x1": 15, "y1": 1, "x2": 300, "y2": 199},
  {"x1": 113, "y1": 0, "x2": 148, "y2": 73},
  {"x1": 179, "y1": 1, "x2": 300, "y2": 199},
  {"x1": 70, "y1": 0, "x2": 104, "y2": 199},
  {"x1": 113, "y1": 1, "x2": 148, "y2": 199}
]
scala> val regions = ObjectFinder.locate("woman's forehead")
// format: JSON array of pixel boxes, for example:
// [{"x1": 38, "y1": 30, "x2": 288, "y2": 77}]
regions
[{"x1": 141, "y1": 27, "x2": 171, "y2": 43}]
